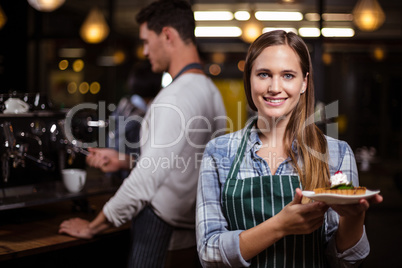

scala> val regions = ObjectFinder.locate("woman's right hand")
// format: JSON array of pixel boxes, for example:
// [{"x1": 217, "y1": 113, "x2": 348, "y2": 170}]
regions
[
  {"x1": 275, "y1": 188, "x2": 328, "y2": 236},
  {"x1": 239, "y1": 188, "x2": 328, "y2": 261}
]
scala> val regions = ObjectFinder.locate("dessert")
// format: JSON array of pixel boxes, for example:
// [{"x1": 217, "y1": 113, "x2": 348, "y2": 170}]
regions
[{"x1": 314, "y1": 171, "x2": 366, "y2": 195}]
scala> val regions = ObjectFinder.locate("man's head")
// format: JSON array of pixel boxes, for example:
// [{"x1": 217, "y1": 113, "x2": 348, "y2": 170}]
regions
[
  {"x1": 136, "y1": 0, "x2": 196, "y2": 45},
  {"x1": 136, "y1": 0, "x2": 196, "y2": 73}
]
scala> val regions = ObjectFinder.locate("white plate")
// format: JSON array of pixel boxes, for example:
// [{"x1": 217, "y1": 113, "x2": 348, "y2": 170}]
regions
[{"x1": 302, "y1": 189, "x2": 380, "y2": 205}]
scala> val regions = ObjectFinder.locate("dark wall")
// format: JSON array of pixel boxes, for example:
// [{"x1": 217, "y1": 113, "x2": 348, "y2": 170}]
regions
[
  {"x1": 0, "y1": 0, "x2": 28, "y2": 93},
  {"x1": 322, "y1": 43, "x2": 402, "y2": 162}
]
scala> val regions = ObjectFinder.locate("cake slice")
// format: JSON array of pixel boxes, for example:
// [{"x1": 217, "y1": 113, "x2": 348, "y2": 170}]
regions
[{"x1": 314, "y1": 171, "x2": 366, "y2": 195}]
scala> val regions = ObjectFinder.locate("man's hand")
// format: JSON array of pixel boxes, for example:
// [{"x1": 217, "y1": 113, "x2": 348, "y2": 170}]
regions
[
  {"x1": 59, "y1": 211, "x2": 113, "y2": 239},
  {"x1": 59, "y1": 218, "x2": 94, "y2": 239},
  {"x1": 86, "y1": 148, "x2": 131, "y2": 173}
]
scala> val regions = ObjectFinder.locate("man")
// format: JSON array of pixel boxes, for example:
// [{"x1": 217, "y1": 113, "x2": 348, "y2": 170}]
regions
[{"x1": 59, "y1": 0, "x2": 227, "y2": 267}]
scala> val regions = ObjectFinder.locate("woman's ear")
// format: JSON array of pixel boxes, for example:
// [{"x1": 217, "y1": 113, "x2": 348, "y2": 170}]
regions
[{"x1": 301, "y1": 72, "x2": 309, "y2": 94}]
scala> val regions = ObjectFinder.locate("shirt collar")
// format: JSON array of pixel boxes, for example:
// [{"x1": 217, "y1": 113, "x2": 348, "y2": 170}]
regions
[{"x1": 247, "y1": 124, "x2": 298, "y2": 156}]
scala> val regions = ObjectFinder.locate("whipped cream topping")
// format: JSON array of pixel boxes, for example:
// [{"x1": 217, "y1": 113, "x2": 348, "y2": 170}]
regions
[{"x1": 330, "y1": 171, "x2": 349, "y2": 187}]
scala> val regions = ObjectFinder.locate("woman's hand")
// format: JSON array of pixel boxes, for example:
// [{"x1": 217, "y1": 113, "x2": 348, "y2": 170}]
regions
[
  {"x1": 239, "y1": 188, "x2": 328, "y2": 261},
  {"x1": 330, "y1": 193, "x2": 383, "y2": 217},
  {"x1": 276, "y1": 188, "x2": 329, "y2": 236},
  {"x1": 330, "y1": 193, "x2": 383, "y2": 253},
  {"x1": 59, "y1": 218, "x2": 94, "y2": 239}
]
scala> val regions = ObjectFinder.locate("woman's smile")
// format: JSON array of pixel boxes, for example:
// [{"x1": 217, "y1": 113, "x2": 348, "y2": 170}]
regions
[{"x1": 263, "y1": 97, "x2": 287, "y2": 106}]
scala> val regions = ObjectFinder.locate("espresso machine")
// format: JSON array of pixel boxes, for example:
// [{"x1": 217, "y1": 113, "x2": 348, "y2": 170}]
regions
[
  {"x1": 0, "y1": 114, "x2": 64, "y2": 188},
  {"x1": 0, "y1": 104, "x2": 106, "y2": 209},
  {"x1": 0, "y1": 93, "x2": 124, "y2": 212}
]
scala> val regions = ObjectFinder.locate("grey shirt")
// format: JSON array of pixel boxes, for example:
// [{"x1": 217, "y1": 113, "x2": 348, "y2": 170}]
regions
[{"x1": 103, "y1": 73, "x2": 227, "y2": 250}]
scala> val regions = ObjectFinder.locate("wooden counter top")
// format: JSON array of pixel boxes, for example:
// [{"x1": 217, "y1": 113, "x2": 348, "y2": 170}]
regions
[{"x1": 0, "y1": 194, "x2": 130, "y2": 263}]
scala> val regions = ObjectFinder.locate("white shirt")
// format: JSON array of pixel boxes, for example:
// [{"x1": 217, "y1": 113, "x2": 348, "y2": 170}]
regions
[{"x1": 103, "y1": 73, "x2": 227, "y2": 250}]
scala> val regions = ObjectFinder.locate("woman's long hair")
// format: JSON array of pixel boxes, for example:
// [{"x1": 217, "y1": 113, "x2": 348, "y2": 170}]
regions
[{"x1": 244, "y1": 30, "x2": 329, "y2": 191}]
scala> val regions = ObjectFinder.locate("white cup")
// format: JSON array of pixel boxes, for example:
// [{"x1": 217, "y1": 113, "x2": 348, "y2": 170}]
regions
[
  {"x1": 3, "y1": 98, "x2": 30, "y2": 114},
  {"x1": 62, "y1": 169, "x2": 86, "y2": 193}
]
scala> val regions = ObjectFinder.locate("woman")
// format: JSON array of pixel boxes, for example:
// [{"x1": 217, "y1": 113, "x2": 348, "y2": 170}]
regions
[{"x1": 196, "y1": 30, "x2": 382, "y2": 267}]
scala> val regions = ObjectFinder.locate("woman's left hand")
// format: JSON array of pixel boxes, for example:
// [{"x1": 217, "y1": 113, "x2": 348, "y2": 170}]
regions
[
  {"x1": 332, "y1": 193, "x2": 382, "y2": 252},
  {"x1": 330, "y1": 193, "x2": 383, "y2": 217}
]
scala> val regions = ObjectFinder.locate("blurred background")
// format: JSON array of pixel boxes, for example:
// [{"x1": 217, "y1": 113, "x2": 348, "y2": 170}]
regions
[{"x1": 0, "y1": 0, "x2": 401, "y2": 267}]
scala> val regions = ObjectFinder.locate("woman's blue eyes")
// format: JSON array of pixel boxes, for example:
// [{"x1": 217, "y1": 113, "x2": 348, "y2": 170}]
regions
[{"x1": 257, "y1": 73, "x2": 294, "y2": 79}]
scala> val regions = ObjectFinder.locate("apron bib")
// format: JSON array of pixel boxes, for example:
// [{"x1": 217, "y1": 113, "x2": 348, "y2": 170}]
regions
[{"x1": 222, "y1": 121, "x2": 326, "y2": 267}]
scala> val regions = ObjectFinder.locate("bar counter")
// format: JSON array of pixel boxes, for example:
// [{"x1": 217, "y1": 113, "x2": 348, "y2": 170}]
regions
[{"x1": 0, "y1": 173, "x2": 131, "y2": 267}]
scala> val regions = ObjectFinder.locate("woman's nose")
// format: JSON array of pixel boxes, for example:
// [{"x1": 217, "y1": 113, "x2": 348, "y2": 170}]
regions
[{"x1": 268, "y1": 76, "x2": 281, "y2": 93}]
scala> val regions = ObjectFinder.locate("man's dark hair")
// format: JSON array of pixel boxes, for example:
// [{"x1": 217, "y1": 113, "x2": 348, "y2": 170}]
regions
[{"x1": 136, "y1": 0, "x2": 196, "y2": 44}]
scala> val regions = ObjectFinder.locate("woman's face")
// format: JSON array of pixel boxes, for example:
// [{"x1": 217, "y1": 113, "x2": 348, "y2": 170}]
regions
[{"x1": 250, "y1": 44, "x2": 307, "y2": 126}]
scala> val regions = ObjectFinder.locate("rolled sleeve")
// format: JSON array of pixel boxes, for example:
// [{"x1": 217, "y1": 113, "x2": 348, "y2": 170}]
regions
[
  {"x1": 220, "y1": 230, "x2": 251, "y2": 267},
  {"x1": 326, "y1": 227, "x2": 369, "y2": 267}
]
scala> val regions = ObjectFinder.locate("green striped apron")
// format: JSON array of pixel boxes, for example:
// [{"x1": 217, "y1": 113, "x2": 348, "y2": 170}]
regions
[{"x1": 222, "y1": 121, "x2": 325, "y2": 267}]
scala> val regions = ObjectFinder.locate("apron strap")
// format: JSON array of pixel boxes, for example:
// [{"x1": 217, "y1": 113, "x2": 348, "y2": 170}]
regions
[
  {"x1": 227, "y1": 118, "x2": 257, "y2": 180},
  {"x1": 172, "y1": 63, "x2": 203, "y2": 81}
]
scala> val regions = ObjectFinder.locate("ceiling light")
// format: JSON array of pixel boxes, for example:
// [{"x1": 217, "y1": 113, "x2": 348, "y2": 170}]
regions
[
  {"x1": 79, "y1": 82, "x2": 89, "y2": 94},
  {"x1": 305, "y1": 13, "x2": 353, "y2": 22},
  {"x1": 72, "y1": 59, "x2": 84, "y2": 72},
  {"x1": 255, "y1": 11, "x2": 303, "y2": 21},
  {"x1": 323, "y1": 13, "x2": 353, "y2": 21},
  {"x1": 322, "y1": 28, "x2": 355, "y2": 37},
  {"x1": 241, "y1": 10, "x2": 264, "y2": 43},
  {"x1": 58, "y1": 60, "x2": 68, "y2": 70},
  {"x1": 241, "y1": 22, "x2": 263, "y2": 43},
  {"x1": 212, "y1": 52, "x2": 226, "y2": 64},
  {"x1": 67, "y1": 82, "x2": 77, "y2": 94},
  {"x1": 372, "y1": 46, "x2": 386, "y2": 61},
  {"x1": 237, "y1": 60, "x2": 245, "y2": 72},
  {"x1": 89, "y1": 82, "x2": 101, "y2": 94},
  {"x1": 353, "y1": 0, "x2": 385, "y2": 31},
  {"x1": 305, "y1": 13, "x2": 320, "y2": 21},
  {"x1": 195, "y1": 26, "x2": 242, "y2": 37},
  {"x1": 27, "y1": 0, "x2": 65, "y2": 12},
  {"x1": 209, "y1": 64, "x2": 221, "y2": 76},
  {"x1": 234, "y1": 11, "x2": 250, "y2": 21},
  {"x1": 80, "y1": 7, "x2": 110, "y2": 44},
  {"x1": 194, "y1": 11, "x2": 233, "y2": 21},
  {"x1": 322, "y1": 52, "x2": 333, "y2": 65},
  {"x1": 298, "y1": 27, "x2": 320, "y2": 37}
]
